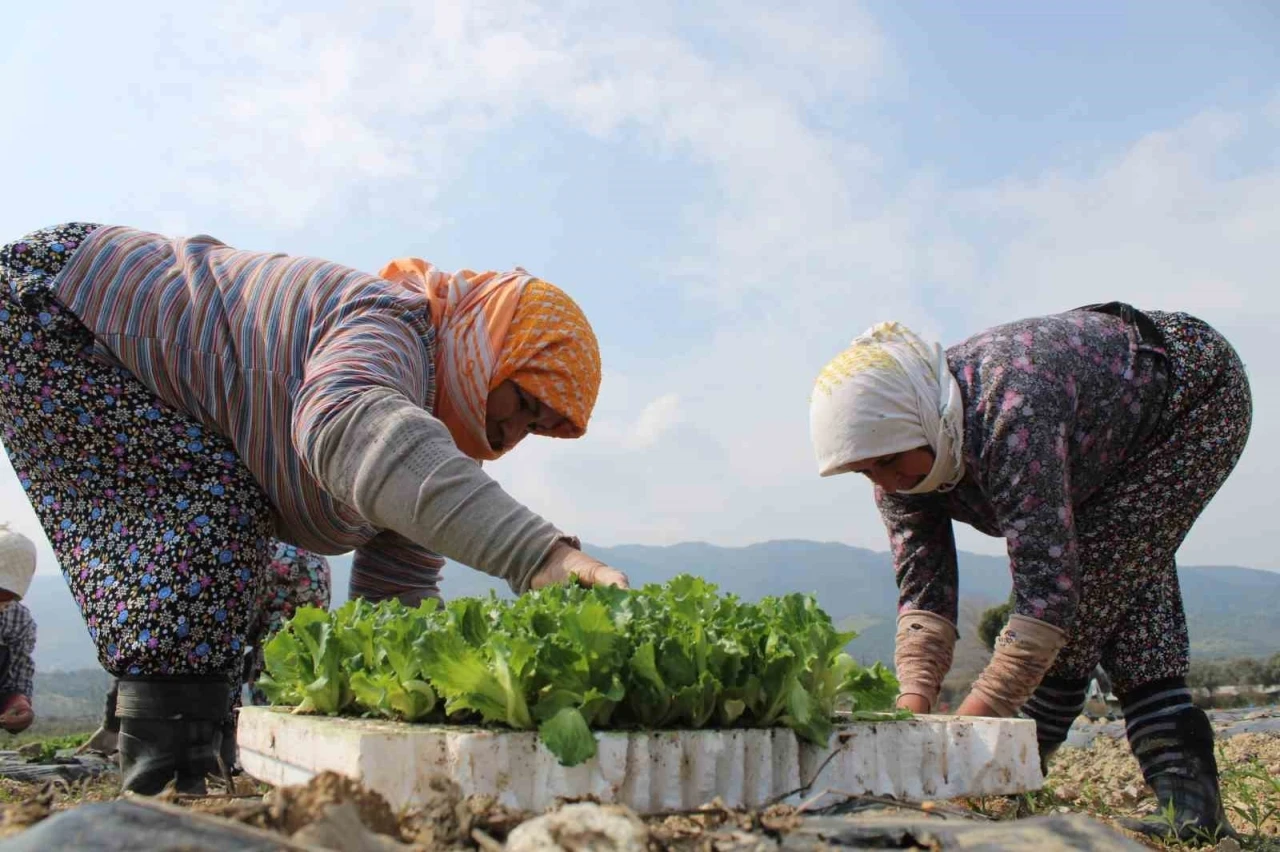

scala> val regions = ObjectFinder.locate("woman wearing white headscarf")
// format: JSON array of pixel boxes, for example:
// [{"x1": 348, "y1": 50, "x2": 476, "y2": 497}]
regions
[{"x1": 809, "y1": 304, "x2": 1251, "y2": 842}]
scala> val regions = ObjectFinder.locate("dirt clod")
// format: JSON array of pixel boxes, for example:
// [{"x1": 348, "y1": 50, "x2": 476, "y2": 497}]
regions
[
  {"x1": 267, "y1": 769, "x2": 401, "y2": 839},
  {"x1": 399, "y1": 773, "x2": 465, "y2": 847},
  {"x1": 293, "y1": 800, "x2": 411, "y2": 850}
]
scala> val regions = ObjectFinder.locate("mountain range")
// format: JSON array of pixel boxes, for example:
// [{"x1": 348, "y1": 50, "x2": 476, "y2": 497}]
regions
[{"x1": 24, "y1": 539, "x2": 1280, "y2": 676}]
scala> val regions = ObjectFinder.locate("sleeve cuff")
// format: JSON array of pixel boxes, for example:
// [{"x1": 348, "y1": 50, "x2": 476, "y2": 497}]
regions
[
  {"x1": 893, "y1": 610, "x2": 959, "y2": 711},
  {"x1": 968, "y1": 614, "x2": 1068, "y2": 716}
]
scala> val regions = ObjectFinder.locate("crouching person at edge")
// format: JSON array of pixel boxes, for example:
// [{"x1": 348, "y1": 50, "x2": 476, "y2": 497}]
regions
[
  {"x1": 0, "y1": 223, "x2": 628, "y2": 795},
  {"x1": 807, "y1": 304, "x2": 1250, "y2": 841},
  {"x1": 0, "y1": 525, "x2": 38, "y2": 735}
]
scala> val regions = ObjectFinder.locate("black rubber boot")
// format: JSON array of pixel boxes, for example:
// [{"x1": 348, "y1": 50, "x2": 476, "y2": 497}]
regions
[
  {"x1": 1116, "y1": 680, "x2": 1237, "y2": 842},
  {"x1": 115, "y1": 677, "x2": 232, "y2": 796}
]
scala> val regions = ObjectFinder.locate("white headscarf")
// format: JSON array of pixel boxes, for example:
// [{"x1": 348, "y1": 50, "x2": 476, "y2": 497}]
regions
[
  {"x1": 809, "y1": 321, "x2": 966, "y2": 494},
  {"x1": 0, "y1": 524, "x2": 36, "y2": 599}
]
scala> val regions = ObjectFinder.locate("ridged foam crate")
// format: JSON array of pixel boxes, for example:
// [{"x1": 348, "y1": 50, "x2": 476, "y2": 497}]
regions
[{"x1": 237, "y1": 707, "x2": 1042, "y2": 814}]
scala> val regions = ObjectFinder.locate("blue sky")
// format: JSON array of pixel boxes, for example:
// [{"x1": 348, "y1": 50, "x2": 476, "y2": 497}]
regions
[{"x1": 2, "y1": 1, "x2": 1278, "y2": 576}]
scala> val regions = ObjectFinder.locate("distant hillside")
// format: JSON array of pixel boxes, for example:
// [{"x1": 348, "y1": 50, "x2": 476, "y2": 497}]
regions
[
  {"x1": 584, "y1": 542, "x2": 1280, "y2": 666},
  {"x1": 30, "y1": 668, "x2": 112, "y2": 722},
  {"x1": 25, "y1": 540, "x2": 1280, "y2": 684}
]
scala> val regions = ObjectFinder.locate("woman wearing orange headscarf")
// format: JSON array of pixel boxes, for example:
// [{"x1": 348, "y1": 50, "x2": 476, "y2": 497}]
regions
[{"x1": 0, "y1": 222, "x2": 625, "y2": 794}]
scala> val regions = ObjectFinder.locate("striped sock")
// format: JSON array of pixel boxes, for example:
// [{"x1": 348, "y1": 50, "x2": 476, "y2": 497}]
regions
[
  {"x1": 1117, "y1": 676, "x2": 1231, "y2": 837},
  {"x1": 1120, "y1": 677, "x2": 1197, "y2": 784},
  {"x1": 1021, "y1": 675, "x2": 1089, "y2": 754}
]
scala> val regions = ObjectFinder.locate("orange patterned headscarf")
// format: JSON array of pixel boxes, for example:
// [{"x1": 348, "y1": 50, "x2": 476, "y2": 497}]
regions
[{"x1": 378, "y1": 258, "x2": 602, "y2": 461}]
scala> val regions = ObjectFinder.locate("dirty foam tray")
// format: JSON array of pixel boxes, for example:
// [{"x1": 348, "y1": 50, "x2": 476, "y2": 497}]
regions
[{"x1": 238, "y1": 708, "x2": 1042, "y2": 814}]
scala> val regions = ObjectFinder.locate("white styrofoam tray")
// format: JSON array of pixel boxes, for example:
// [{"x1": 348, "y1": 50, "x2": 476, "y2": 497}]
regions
[{"x1": 238, "y1": 708, "x2": 1042, "y2": 814}]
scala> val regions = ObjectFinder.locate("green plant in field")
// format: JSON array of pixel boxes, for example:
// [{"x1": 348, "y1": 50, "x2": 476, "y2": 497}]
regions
[
  {"x1": 1013, "y1": 787, "x2": 1058, "y2": 818},
  {"x1": 259, "y1": 574, "x2": 902, "y2": 767},
  {"x1": 1075, "y1": 781, "x2": 1114, "y2": 819},
  {"x1": 958, "y1": 796, "x2": 997, "y2": 819},
  {"x1": 4, "y1": 719, "x2": 100, "y2": 747},
  {"x1": 1149, "y1": 803, "x2": 1232, "y2": 850},
  {"x1": 1220, "y1": 756, "x2": 1280, "y2": 849},
  {"x1": 18, "y1": 732, "x2": 92, "y2": 763}
]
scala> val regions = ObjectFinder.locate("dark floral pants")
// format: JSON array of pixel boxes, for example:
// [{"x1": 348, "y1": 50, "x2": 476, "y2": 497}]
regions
[{"x1": 1047, "y1": 310, "x2": 1252, "y2": 693}]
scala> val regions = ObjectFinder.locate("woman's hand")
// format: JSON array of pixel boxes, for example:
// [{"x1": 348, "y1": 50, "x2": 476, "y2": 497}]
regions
[
  {"x1": 0, "y1": 695, "x2": 34, "y2": 733},
  {"x1": 955, "y1": 693, "x2": 1002, "y2": 717},
  {"x1": 529, "y1": 541, "x2": 630, "y2": 591},
  {"x1": 895, "y1": 694, "x2": 931, "y2": 714},
  {"x1": 896, "y1": 691, "x2": 999, "y2": 717}
]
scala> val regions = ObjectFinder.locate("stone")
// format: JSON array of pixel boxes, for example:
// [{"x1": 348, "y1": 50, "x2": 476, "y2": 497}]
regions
[{"x1": 506, "y1": 803, "x2": 649, "y2": 852}]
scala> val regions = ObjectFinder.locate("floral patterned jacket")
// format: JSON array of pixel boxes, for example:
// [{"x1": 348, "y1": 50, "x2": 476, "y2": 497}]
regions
[{"x1": 876, "y1": 309, "x2": 1168, "y2": 631}]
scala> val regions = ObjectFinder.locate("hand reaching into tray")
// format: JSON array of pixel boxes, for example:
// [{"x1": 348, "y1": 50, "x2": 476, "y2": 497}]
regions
[{"x1": 530, "y1": 541, "x2": 629, "y2": 591}]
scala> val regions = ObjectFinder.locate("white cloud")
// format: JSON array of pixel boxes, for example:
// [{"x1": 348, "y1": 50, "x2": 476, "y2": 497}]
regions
[
  {"x1": 485, "y1": 94, "x2": 1280, "y2": 572},
  {"x1": 628, "y1": 394, "x2": 684, "y2": 449},
  {"x1": 172, "y1": 0, "x2": 893, "y2": 248},
  {"x1": 2, "y1": 2, "x2": 1276, "y2": 577},
  {"x1": 958, "y1": 112, "x2": 1277, "y2": 325}
]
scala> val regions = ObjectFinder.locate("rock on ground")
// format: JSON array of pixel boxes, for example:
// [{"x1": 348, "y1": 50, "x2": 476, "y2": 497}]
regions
[{"x1": 507, "y1": 803, "x2": 650, "y2": 852}]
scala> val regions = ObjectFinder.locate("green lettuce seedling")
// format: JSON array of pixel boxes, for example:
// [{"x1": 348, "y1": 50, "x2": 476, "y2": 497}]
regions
[{"x1": 260, "y1": 575, "x2": 901, "y2": 767}]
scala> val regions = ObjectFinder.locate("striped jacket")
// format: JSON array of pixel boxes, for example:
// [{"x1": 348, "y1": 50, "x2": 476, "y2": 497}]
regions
[{"x1": 50, "y1": 225, "x2": 447, "y2": 598}]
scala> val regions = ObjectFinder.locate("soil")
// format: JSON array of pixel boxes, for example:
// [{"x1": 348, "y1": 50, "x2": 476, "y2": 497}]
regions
[
  {"x1": 0, "y1": 710, "x2": 1275, "y2": 851},
  {"x1": 1046, "y1": 731, "x2": 1280, "y2": 847},
  {"x1": 943, "y1": 723, "x2": 1280, "y2": 850},
  {"x1": 267, "y1": 769, "x2": 402, "y2": 838}
]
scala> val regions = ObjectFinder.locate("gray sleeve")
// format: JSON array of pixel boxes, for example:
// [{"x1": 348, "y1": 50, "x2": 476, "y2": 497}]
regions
[{"x1": 304, "y1": 387, "x2": 568, "y2": 594}]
